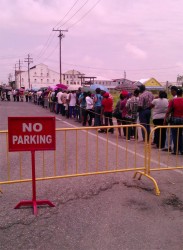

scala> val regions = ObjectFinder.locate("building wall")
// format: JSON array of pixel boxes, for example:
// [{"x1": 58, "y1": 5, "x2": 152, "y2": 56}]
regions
[
  {"x1": 62, "y1": 70, "x2": 84, "y2": 86},
  {"x1": 144, "y1": 78, "x2": 162, "y2": 87},
  {"x1": 16, "y1": 64, "x2": 60, "y2": 89}
]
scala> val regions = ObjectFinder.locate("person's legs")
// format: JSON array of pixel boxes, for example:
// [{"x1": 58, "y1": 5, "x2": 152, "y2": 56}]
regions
[
  {"x1": 83, "y1": 109, "x2": 88, "y2": 126},
  {"x1": 94, "y1": 106, "x2": 101, "y2": 126},
  {"x1": 139, "y1": 109, "x2": 151, "y2": 141},
  {"x1": 88, "y1": 109, "x2": 93, "y2": 126}
]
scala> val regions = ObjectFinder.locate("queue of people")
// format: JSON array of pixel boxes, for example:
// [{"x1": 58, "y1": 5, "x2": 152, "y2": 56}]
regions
[{"x1": 2, "y1": 85, "x2": 183, "y2": 155}]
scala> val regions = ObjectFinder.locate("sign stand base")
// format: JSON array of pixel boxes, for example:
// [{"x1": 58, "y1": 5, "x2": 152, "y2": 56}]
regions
[
  {"x1": 14, "y1": 151, "x2": 55, "y2": 215},
  {"x1": 15, "y1": 200, "x2": 55, "y2": 216}
]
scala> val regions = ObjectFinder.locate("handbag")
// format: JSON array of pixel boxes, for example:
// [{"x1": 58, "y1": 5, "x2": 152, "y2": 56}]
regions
[{"x1": 112, "y1": 108, "x2": 121, "y2": 119}]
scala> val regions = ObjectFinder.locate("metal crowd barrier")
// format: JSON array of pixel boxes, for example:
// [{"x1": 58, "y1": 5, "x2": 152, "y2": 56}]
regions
[
  {"x1": 0, "y1": 125, "x2": 160, "y2": 195},
  {"x1": 148, "y1": 125, "x2": 183, "y2": 172}
]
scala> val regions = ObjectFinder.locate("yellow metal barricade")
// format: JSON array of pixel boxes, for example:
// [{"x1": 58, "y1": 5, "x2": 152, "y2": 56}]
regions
[
  {"x1": 148, "y1": 125, "x2": 183, "y2": 172},
  {"x1": 0, "y1": 124, "x2": 159, "y2": 195},
  {"x1": 146, "y1": 125, "x2": 183, "y2": 195}
]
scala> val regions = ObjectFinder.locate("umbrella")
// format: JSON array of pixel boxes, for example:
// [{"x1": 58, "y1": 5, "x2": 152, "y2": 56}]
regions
[
  {"x1": 31, "y1": 87, "x2": 40, "y2": 91},
  {"x1": 81, "y1": 86, "x2": 95, "y2": 94},
  {"x1": 56, "y1": 83, "x2": 68, "y2": 90},
  {"x1": 90, "y1": 84, "x2": 109, "y2": 92}
]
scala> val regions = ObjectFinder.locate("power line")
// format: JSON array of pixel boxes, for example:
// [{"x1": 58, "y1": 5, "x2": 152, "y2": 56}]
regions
[
  {"x1": 61, "y1": 61, "x2": 180, "y2": 72},
  {"x1": 67, "y1": 0, "x2": 102, "y2": 30},
  {"x1": 54, "y1": 0, "x2": 80, "y2": 28},
  {"x1": 57, "y1": 0, "x2": 90, "y2": 29},
  {"x1": 42, "y1": 42, "x2": 60, "y2": 62},
  {"x1": 34, "y1": 0, "x2": 81, "y2": 62}
]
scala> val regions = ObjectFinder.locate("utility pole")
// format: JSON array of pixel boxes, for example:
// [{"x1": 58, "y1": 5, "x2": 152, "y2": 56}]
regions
[
  {"x1": 17, "y1": 59, "x2": 23, "y2": 89},
  {"x1": 14, "y1": 64, "x2": 17, "y2": 88},
  {"x1": 124, "y1": 70, "x2": 126, "y2": 79},
  {"x1": 52, "y1": 29, "x2": 68, "y2": 83},
  {"x1": 25, "y1": 54, "x2": 33, "y2": 89}
]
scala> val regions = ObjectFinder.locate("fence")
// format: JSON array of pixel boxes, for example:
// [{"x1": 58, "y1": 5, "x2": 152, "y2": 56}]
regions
[
  {"x1": 0, "y1": 124, "x2": 160, "y2": 195},
  {"x1": 147, "y1": 125, "x2": 183, "y2": 173}
]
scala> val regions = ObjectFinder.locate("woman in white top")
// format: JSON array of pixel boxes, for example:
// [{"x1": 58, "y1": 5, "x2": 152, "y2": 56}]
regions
[
  {"x1": 83, "y1": 92, "x2": 94, "y2": 126},
  {"x1": 151, "y1": 91, "x2": 168, "y2": 148}
]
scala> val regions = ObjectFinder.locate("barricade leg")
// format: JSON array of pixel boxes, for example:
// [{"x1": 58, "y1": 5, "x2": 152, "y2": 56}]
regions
[{"x1": 133, "y1": 171, "x2": 160, "y2": 196}]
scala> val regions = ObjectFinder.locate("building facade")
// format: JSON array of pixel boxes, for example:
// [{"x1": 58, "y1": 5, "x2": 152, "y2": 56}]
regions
[
  {"x1": 62, "y1": 70, "x2": 85, "y2": 86},
  {"x1": 15, "y1": 63, "x2": 60, "y2": 89}
]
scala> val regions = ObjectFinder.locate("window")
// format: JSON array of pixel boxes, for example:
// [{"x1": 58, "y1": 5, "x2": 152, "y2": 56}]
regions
[
  {"x1": 67, "y1": 81, "x2": 69, "y2": 85},
  {"x1": 41, "y1": 79, "x2": 43, "y2": 83},
  {"x1": 41, "y1": 73, "x2": 43, "y2": 76},
  {"x1": 34, "y1": 72, "x2": 36, "y2": 76},
  {"x1": 22, "y1": 78, "x2": 24, "y2": 82},
  {"x1": 47, "y1": 79, "x2": 49, "y2": 83},
  {"x1": 34, "y1": 79, "x2": 37, "y2": 83},
  {"x1": 53, "y1": 79, "x2": 55, "y2": 82},
  {"x1": 47, "y1": 73, "x2": 49, "y2": 77}
]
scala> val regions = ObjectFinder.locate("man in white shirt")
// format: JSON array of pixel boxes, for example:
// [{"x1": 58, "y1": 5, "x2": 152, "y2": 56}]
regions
[{"x1": 56, "y1": 90, "x2": 63, "y2": 114}]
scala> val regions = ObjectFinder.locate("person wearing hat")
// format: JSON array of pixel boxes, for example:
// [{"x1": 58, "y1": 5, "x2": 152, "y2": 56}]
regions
[{"x1": 98, "y1": 92, "x2": 114, "y2": 133}]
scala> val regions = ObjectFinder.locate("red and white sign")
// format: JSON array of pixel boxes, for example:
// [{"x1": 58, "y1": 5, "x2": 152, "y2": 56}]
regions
[{"x1": 8, "y1": 117, "x2": 56, "y2": 152}]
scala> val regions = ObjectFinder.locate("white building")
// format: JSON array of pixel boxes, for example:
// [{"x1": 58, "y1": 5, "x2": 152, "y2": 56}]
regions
[
  {"x1": 16, "y1": 66, "x2": 85, "y2": 90},
  {"x1": 16, "y1": 63, "x2": 60, "y2": 89},
  {"x1": 62, "y1": 70, "x2": 85, "y2": 87},
  {"x1": 94, "y1": 76, "x2": 117, "y2": 89}
]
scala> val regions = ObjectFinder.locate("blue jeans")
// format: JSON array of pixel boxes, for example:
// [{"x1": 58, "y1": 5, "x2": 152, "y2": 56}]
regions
[
  {"x1": 139, "y1": 108, "x2": 151, "y2": 141},
  {"x1": 171, "y1": 117, "x2": 183, "y2": 153}
]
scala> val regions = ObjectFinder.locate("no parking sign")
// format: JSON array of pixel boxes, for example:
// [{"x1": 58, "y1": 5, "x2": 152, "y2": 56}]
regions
[
  {"x1": 8, "y1": 116, "x2": 56, "y2": 215},
  {"x1": 8, "y1": 117, "x2": 55, "y2": 151}
]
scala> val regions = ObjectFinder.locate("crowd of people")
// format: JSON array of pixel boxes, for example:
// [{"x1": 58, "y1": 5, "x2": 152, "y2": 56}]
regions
[{"x1": 1, "y1": 85, "x2": 183, "y2": 155}]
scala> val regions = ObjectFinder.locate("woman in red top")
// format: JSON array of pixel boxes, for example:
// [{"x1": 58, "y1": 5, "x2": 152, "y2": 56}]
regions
[
  {"x1": 98, "y1": 92, "x2": 114, "y2": 133},
  {"x1": 164, "y1": 88, "x2": 183, "y2": 154}
]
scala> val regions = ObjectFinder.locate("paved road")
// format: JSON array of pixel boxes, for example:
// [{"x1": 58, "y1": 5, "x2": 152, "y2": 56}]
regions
[{"x1": 0, "y1": 101, "x2": 183, "y2": 250}]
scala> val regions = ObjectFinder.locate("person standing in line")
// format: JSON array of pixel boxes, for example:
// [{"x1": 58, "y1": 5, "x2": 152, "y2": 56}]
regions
[
  {"x1": 98, "y1": 92, "x2": 114, "y2": 133},
  {"x1": 151, "y1": 91, "x2": 168, "y2": 148},
  {"x1": 61, "y1": 90, "x2": 67, "y2": 116},
  {"x1": 164, "y1": 88, "x2": 183, "y2": 155},
  {"x1": 138, "y1": 85, "x2": 154, "y2": 141},
  {"x1": 68, "y1": 90, "x2": 76, "y2": 118},
  {"x1": 79, "y1": 91, "x2": 87, "y2": 124},
  {"x1": 93, "y1": 88, "x2": 103, "y2": 127},
  {"x1": 75, "y1": 87, "x2": 82, "y2": 122},
  {"x1": 120, "y1": 90, "x2": 129, "y2": 138},
  {"x1": 83, "y1": 92, "x2": 94, "y2": 126},
  {"x1": 56, "y1": 89, "x2": 63, "y2": 114},
  {"x1": 162, "y1": 85, "x2": 178, "y2": 152},
  {"x1": 12, "y1": 89, "x2": 17, "y2": 102},
  {"x1": 126, "y1": 88, "x2": 140, "y2": 140},
  {"x1": 113, "y1": 93, "x2": 123, "y2": 137}
]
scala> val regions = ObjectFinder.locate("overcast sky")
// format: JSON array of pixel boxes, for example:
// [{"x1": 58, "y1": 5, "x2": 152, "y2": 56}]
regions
[{"x1": 1, "y1": 0, "x2": 183, "y2": 84}]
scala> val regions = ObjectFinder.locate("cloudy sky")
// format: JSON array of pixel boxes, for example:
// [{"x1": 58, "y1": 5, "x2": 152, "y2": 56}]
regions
[{"x1": 1, "y1": 0, "x2": 183, "y2": 84}]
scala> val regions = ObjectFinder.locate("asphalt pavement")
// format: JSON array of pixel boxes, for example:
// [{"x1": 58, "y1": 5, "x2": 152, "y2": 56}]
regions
[{"x1": 0, "y1": 100, "x2": 183, "y2": 250}]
